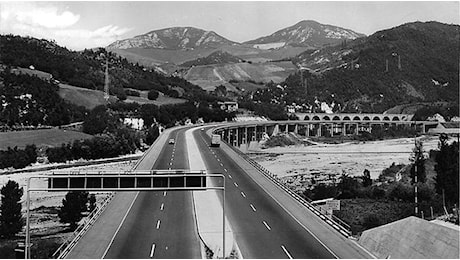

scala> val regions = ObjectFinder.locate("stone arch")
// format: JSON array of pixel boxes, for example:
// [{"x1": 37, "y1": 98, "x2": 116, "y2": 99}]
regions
[
  {"x1": 353, "y1": 116, "x2": 361, "y2": 121},
  {"x1": 343, "y1": 116, "x2": 351, "y2": 120},
  {"x1": 312, "y1": 116, "x2": 320, "y2": 121},
  {"x1": 373, "y1": 116, "x2": 381, "y2": 121},
  {"x1": 383, "y1": 116, "x2": 390, "y2": 121},
  {"x1": 323, "y1": 116, "x2": 331, "y2": 120},
  {"x1": 333, "y1": 116, "x2": 340, "y2": 120},
  {"x1": 392, "y1": 116, "x2": 400, "y2": 121},
  {"x1": 304, "y1": 115, "x2": 310, "y2": 120},
  {"x1": 363, "y1": 116, "x2": 371, "y2": 121}
]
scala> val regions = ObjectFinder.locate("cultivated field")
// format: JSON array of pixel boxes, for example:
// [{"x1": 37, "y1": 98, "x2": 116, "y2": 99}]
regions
[
  {"x1": 184, "y1": 61, "x2": 297, "y2": 90},
  {"x1": 0, "y1": 129, "x2": 93, "y2": 150}
]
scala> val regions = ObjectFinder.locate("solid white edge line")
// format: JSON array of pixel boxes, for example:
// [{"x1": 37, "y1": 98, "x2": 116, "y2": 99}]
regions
[
  {"x1": 262, "y1": 220, "x2": 271, "y2": 231},
  {"x1": 250, "y1": 204, "x2": 256, "y2": 212},
  {"x1": 281, "y1": 245, "x2": 293, "y2": 259},
  {"x1": 150, "y1": 243, "x2": 156, "y2": 258},
  {"x1": 102, "y1": 192, "x2": 140, "y2": 258}
]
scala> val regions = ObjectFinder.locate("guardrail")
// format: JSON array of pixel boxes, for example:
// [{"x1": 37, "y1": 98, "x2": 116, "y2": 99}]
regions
[
  {"x1": 50, "y1": 126, "x2": 181, "y2": 258},
  {"x1": 52, "y1": 193, "x2": 115, "y2": 259},
  {"x1": 225, "y1": 142, "x2": 352, "y2": 237}
]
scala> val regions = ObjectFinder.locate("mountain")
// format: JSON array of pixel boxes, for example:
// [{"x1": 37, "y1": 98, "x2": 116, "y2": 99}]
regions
[
  {"x1": 180, "y1": 51, "x2": 242, "y2": 67},
  {"x1": 107, "y1": 27, "x2": 237, "y2": 50},
  {"x1": 250, "y1": 21, "x2": 459, "y2": 113},
  {"x1": 244, "y1": 20, "x2": 365, "y2": 49}
]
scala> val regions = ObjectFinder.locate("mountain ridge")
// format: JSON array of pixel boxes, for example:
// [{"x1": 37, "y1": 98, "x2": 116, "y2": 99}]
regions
[
  {"x1": 107, "y1": 27, "x2": 237, "y2": 50},
  {"x1": 244, "y1": 20, "x2": 365, "y2": 49}
]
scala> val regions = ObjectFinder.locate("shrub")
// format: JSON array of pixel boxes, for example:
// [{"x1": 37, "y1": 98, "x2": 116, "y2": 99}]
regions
[
  {"x1": 363, "y1": 213, "x2": 381, "y2": 229},
  {"x1": 147, "y1": 90, "x2": 159, "y2": 100}
]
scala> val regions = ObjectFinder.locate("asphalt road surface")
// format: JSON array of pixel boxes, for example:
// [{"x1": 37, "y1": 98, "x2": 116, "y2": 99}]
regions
[
  {"x1": 103, "y1": 128, "x2": 201, "y2": 259},
  {"x1": 193, "y1": 128, "x2": 337, "y2": 259}
]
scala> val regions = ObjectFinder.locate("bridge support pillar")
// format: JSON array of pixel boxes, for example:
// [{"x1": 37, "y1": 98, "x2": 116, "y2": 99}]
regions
[
  {"x1": 272, "y1": 125, "x2": 279, "y2": 136},
  {"x1": 294, "y1": 124, "x2": 298, "y2": 134}
]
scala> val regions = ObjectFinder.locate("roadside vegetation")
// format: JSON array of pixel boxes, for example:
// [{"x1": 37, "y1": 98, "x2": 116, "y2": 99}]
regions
[{"x1": 300, "y1": 134, "x2": 459, "y2": 235}]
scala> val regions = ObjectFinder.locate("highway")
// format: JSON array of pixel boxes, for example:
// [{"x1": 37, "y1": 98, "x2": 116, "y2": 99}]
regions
[
  {"x1": 103, "y1": 128, "x2": 201, "y2": 259},
  {"x1": 67, "y1": 125, "x2": 371, "y2": 259},
  {"x1": 193, "y1": 128, "x2": 337, "y2": 258}
]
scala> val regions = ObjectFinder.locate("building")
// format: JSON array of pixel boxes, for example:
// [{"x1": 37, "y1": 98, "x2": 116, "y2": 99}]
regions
[{"x1": 218, "y1": 101, "x2": 238, "y2": 112}]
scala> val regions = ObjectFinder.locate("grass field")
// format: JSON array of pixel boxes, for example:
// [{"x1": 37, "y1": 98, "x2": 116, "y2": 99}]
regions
[
  {"x1": 124, "y1": 89, "x2": 187, "y2": 106},
  {"x1": 58, "y1": 84, "x2": 116, "y2": 110},
  {"x1": 0, "y1": 129, "x2": 93, "y2": 150}
]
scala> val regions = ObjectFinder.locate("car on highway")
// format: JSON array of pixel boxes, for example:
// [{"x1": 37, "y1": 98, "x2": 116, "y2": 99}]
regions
[{"x1": 168, "y1": 138, "x2": 175, "y2": 144}]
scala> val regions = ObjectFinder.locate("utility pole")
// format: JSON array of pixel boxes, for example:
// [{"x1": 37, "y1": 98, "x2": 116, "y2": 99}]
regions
[
  {"x1": 104, "y1": 57, "x2": 110, "y2": 102},
  {"x1": 414, "y1": 136, "x2": 418, "y2": 216}
]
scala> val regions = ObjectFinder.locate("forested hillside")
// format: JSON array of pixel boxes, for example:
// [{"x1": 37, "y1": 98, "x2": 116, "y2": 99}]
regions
[
  {"x1": 250, "y1": 22, "x2": 459, "y2": 113},
  {"x1": 0, "y1": 34, "x2": 219, "y2": 102},
  {"x1": 0, "y1": 71, "x2": 87, "y2": 127}
]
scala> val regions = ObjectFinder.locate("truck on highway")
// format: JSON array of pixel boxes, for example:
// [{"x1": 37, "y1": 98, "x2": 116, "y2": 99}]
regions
[{"x1": 210, "y1": 134, "x2": 221, "y2": 147}]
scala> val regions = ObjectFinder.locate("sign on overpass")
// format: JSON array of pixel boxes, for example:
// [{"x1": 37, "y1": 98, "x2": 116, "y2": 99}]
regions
[{"x1": 46, "y1": 170, "x2": 217, "y2": 191}]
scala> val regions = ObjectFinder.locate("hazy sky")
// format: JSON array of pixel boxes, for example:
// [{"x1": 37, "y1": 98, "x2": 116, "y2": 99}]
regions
[{"x1": 1, "y1": 1, "x2": 459, "y2": 50}]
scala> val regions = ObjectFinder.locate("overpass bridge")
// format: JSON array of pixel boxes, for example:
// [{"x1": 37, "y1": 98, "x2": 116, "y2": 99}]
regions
[{"x1": 214, "y1": 113, "x2": 436, "y2": 148}]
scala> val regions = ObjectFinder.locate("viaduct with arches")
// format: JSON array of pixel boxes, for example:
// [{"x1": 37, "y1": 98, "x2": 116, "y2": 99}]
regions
[{"x1": 213, "y1": 113, "x2": 436, "y2": 148}]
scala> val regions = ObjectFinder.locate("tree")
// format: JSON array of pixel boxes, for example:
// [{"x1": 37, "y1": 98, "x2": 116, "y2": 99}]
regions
[
  {"x1": 145, "y1": 125, "x2": 160, "y2": 145},
  {"x1": 337, "y1": 173, "x2": 361, "y2": 199},
  {"x1": 410, "y1": 139, "x2": 426, "y2": 183},
  {"x1": 58, "y1": 191, "x2": 88, "y2": 230},
  {"x1": 435, "y1": 134, "x2": 459, "y2": 206},
  {"x1": 362, "y1": 169, "x2": 372, "y2": 187},
  {"x1": 88, "y1": 194, "x2": 96, "y2": 212},
  {"x1": 0, "y1": 180, "x2": 24, "y2": 237},
  {"x1": 363, "y1": 213, "x2": 381, "y2": 229},
  {"x1": 147, "y1": 90, "x2": 159, "y2": 100}
]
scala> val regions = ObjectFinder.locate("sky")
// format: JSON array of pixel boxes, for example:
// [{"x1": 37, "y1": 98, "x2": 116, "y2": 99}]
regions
[{"x1": 1, "y1": 1, "x2": 459, "y2": 50}]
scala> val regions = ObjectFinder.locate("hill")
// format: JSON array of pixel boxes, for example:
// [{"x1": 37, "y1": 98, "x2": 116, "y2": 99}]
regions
[
  {"x1": 183, "y1": 61, "x2": 297, "y2": 91},
  {"x1": 180, "y1": 51, "x2": 242, "y2": 67},
  {"x1": 107, "y1": 27, "x2": 237, "y2": 50},
  {"x1": 250, "y1": 21, "x2": 459, "y2": 113},
  {"x1": 0, "y1": 34, "x2": 218, "y2": 103},
  {"x1": 244, "y1": 20, "x2": 365, "y2": 49}
]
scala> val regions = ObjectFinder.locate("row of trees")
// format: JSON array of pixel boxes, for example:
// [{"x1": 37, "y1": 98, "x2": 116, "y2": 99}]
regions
[
  {"x1": 0, "y1": 145, "x2": 37, "y2": 169},
  {"x1": 0, "y1": 180, "x2": 97, "y2": 239}
]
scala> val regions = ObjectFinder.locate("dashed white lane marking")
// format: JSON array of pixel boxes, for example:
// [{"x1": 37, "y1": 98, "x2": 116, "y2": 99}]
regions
[
  {"x1": 250, "y1": 204, "x2": 256, "y2": 212},
  {"x1": 262, "y1": 221, "x2": 271, "y2": 231},
  {"x1": 224, "y1": 168, "x2": 228, "y2": 172},
  {"x1": 220, "y1": 163, "x2": 224, "y2": 167},
  {"x1": 241, "y1": 192, "x2": 246, "y2": 198},
  {"x1": 228, "y1": 175, "x2": 232, "y2": 179},
  {"x1": 217, "y1": 158, "x2": 221, "y2": 162},
  {"x1": 163, "y1": 191, "x2": 167, "y2": 196},
  {"x1": 156, "y1": 220, "x2": 161, "y2": 229},
  {"x1": 281, "y1": 245, "x2": 293, "y2": 259},
  {"x1": 150, "y1": 244, "x2": 156, "y2": 258},
  {"x1": 234, "y1": 182, "x2": 238, "y2": 187},
  {"x1": 169, "y1": 162, "x2": 172, "y2": 165},
  {"x1": 160, "y1": 203, "x2": 164, "y2": 211}
]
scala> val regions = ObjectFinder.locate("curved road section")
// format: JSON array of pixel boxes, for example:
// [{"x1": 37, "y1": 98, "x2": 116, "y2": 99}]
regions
[{"x1": 66, "y1": 125, "x2": 373, "y2": 259}]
